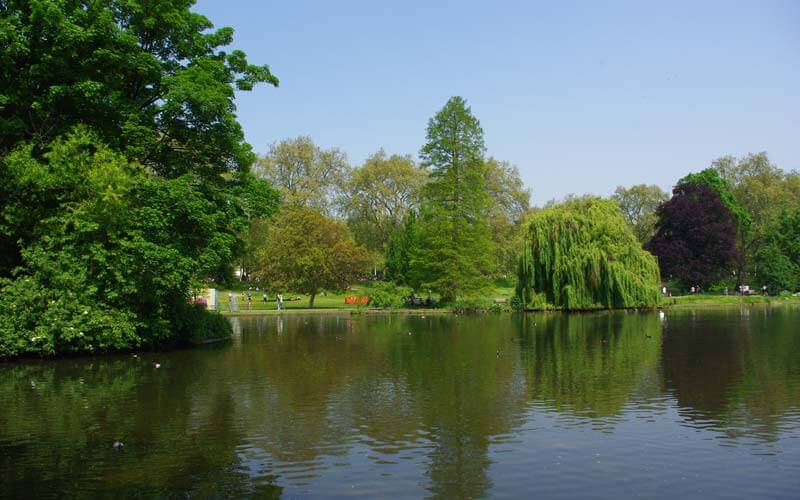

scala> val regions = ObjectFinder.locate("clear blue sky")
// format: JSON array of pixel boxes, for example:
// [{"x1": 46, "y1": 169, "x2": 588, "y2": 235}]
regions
[{"x1": 194, "y1": 0, "x2": 799, "y2": 203}]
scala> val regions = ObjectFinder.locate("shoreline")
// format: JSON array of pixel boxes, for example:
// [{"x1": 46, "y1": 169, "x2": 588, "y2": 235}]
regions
[
  {"x1": 220, "y1": 308, "x2": 450, "y2": 316},
  {"x1": 217, "y1": 296, "x2": 800, "y2": 316}
]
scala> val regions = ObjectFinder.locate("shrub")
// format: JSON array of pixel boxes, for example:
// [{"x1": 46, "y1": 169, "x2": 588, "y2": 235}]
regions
[
  {"x1": 450, "y1": 298, "x2": 494, "y2": 314},
  {"x1": 172, "y1": 304, "x2": 232, "y2": 344},
  {"x1": 369, "y1": 282, "x2": 413, "y2": 309}
]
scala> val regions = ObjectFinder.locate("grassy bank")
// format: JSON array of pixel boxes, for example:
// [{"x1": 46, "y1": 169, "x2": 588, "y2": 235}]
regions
[
  {"x1": 662, "y1": 294, "x2": 800, "y2": 308},
  {"x1": 217, "y1": 278, "x2": 518, "y2": 315},
  {"x1": 217, "y1": 287, "x2": 800, "y2": 316}
]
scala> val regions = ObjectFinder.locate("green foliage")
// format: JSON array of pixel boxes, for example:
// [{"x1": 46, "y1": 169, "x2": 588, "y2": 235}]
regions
[
  {"x1": 756, "y1": 208, "x2": 800, "y2": 292},
  {"x1": 680, "y1": 168, "x2": 751, "y2": 230},
  {"x1": 0, "y1": 1, "x2": 278, "y2": 356},
  {"x1": 173, "y1": 305, "x2": 233, "y2": 343},
  {"x1": 343, "y1": 150, "x2": 426, "y2": 255},
  {"x1": 449, "y1": 298, "x2": 496, "y2": 314},
  {"x1": 254, "y1": 136, "x2": 349, "y2": 214},
  {"x1": 413, "y1": 97, "x2": 494, "y2": 302},
  {"x1": 611, "y1": 184, "x2": 668, "y2": 244},
  {"x1": 484, "y1": 158, "x2": 531, "y2": 274},
  {"x1": 712, "y1": 153, "x2": 800, "y2": 283},
  {"x1": 368, "y1": 282, "x2": 413, "y2": 308},
  {"x1": 257, "y1": 207, "x2": 371, "y2": 308},
  {"x1": 517, "y1": 198, "x2": 661, "y2": 310},
  {"x1": 385, "y1": 211, "x2": 418, "y2": 285},
  {"x1": 0, "y1": 130, "x2": 252, "y2": 357},
  {"x1": 0, "y1": 0, "x2": 277, "y2": 167}
]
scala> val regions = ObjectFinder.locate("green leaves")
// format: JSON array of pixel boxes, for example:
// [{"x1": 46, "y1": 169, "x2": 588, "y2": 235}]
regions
[
  {"x1": 0, "y1": 0, "x2": 277, "y2": 176},
  {"x1": 414, "y1": 97, "x2": 494, "y2": 302},
  {"x1": 518, "y1": 198, "x2": 661, "y2": 310},
  {"x1": 0, "y1": 1, "x2": 279, "y2": 356},
  {"x1": 257, "y1": 207, "x2": 371, "y2": 307},
  {"x1": 757, "y1": 209, "x2": 800, "y2": 292},
  {"x1": 344, "y1": 150, "x2": 426, "y2": 255},
  {"x1": 611, "y1": 184, "x2": 668, "y2": 244}
]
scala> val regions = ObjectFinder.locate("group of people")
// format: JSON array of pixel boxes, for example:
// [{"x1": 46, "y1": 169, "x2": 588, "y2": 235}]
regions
[
  {"x1": 658, "y1": 284, "x2": 771, "y2": 297},
  {"x1": 228, "y1": 290, "x2": 285, "y2": 311}
]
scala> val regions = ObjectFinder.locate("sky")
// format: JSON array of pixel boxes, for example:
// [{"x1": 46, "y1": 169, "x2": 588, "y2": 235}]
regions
[{"x1": 194, "y1": 0, "x2": 799, "y2": 203}]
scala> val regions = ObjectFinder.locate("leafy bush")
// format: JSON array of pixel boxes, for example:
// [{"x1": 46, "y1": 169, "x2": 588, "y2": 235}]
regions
[
  {"x1": 450, "y1": 298, "x2": 494, "y2": 314},
  {"x1": 172, "y1": 304, "x2": 232, "y2": 344},
  {"x1": 706, "y1": 277, "x2": 736, "y2": 293},
  {"x1": 369, "y1": 282, "x2": 412, "y2": 309},
  {"x1": 0, "y1": 130, "x2": 246, "y2": 357}
]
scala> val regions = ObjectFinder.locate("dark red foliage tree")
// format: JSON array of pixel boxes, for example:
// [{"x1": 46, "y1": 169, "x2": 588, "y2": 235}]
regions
[{"x1": 646, "y1": 182, "x2": 742, "y2": 287}]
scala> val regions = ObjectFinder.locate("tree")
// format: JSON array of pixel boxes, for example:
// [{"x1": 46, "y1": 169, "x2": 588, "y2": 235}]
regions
[
  {"x1": 257, "y1": 207, "x2": 371, "y2": 308},
  {"x1": 484, "y1": 158, "x2": 531, "y2": 274},
  {"x1": 0, "y1": 0, "x2": 278, "y2": 274},
  {"x1": 0, "y1": 130, "x2": 271, "y2": 356},
  {"x1": 611, "y1": 184, "x2": 668, "y2": 244},
  {"x1": 385, "y1": 211, "x2": 418, "y2": 285},
  {"x1": 646, "y1": 182, "x2": 742, "y2": 288},
  {"x1": 679, "y1": 168, "x2": 751, "y2": 229},
  {"x1": 254, "y1": 136, "x2": 349, "y2": 214},
  {"x1": 412, "y1": 97, "x2": 494, "y2": 302},
  {"x1": 237, "y1": 218, "x2": 272, "y2": 283},
  {"x1": 343, "y1": 150, "x2": 427, "y2": 255},
  {"x1": 0, "y1": 1, "x2": 278, "y2": 356},
  {"x1": 712, "y1": 153, "x2": 800, "y2": 282},
  {"x1": 517, "y1": 198, "x2": 661, "y2": 310},
  {"x1": 756, "y1": 209, "x2": 800, "y2": 292}
]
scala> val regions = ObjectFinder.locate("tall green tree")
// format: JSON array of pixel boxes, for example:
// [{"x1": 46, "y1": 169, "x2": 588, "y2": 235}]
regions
[
  {"x1": 385, "y1": 211, "x2": 418, "y2": 285},
  {"x1": 1, "y1": 0, "x2": 278, "y2": 276},
  {"x1": 0, "y1": 1, "x2": 278, "y2": 356},
  {"x1": 257, "y1": 207, "x2": 371, "y2": 308},
  {"x1": 611, "y1": 184, "x2": 668, "y2": 244},
  {"x1": 413, "y1": 97, "x2": 493, "y2": 302}
]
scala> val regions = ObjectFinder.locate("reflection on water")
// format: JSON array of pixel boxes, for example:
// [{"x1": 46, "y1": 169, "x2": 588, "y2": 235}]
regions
[{"x1": 2, "y1": 308, "x2": 800, "y2": 498}]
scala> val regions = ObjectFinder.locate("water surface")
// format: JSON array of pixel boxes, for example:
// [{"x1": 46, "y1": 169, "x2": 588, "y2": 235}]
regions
[{"x1": 2, "y1": 308, "x2": 799, "y2": 498}]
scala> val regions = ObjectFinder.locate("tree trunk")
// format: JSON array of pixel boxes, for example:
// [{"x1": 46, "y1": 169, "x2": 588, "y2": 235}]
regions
[{"x1": 309, "y1": 291, "x2": 316, "y2": 308}]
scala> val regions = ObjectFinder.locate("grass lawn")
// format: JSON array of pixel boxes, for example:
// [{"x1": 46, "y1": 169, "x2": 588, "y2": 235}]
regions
[
  {"x1": 663, "y1": 293, "x2": 800, "y2": 308},
  {"x1": 216, "y1": 277, "x2": 518, "y2": 314}
]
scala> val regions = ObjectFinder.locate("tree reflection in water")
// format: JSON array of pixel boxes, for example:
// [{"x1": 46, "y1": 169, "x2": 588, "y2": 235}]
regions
[{"x1": 1, "y1": 308, "x2": 799, "y2": 497}]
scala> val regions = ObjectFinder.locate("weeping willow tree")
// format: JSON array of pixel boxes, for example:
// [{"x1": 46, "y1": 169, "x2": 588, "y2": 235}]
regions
[{"x1": 517, "y1": 198, "x2": 661, "y2": 310}]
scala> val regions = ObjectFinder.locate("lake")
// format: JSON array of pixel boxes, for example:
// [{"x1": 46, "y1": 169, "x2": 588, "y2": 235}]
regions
[{"x1": 2, "y1": 308, "x2": 799, "y2": 498}]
